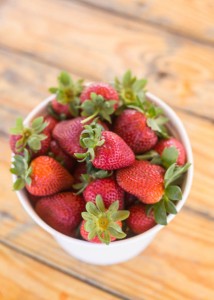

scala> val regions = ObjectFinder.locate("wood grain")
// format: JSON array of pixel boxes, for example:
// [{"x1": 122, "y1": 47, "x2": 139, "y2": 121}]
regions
[
  {"x1": 82, "y1": 0, "x2": 214, "y2": 44},
  {"x1": 0, "y1": 244, "x2": 120, "y2": 300},
  {"x1": 0, "y1": 0, "x2": 213, "y2": 120}
]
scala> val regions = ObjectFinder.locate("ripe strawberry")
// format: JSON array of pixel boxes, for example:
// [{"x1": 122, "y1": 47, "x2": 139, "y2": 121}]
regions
[
  {"x1": 80, "y1": 83, "x2": 119, "y2": 123},
  {"x1": 35, "y1": 192, "x2": 85, "y2": 235},
  {"x1": 127, "y1": 203, "x2": 156, "y2": 234},
  {"x1": 49, "y1": 140, "x2": 75, "y2": 171},
  {"x1": 116, "y1": 160, "x2": 165, "y2": 204},
  {"x1": 83, "y1": 178, "x2": 124, "y2": 209},
  {"x1": 51, "y1": 99, "x2": 72, "y2": 118},
  {"x1": 80, "y1": 195, "x2": 129, "y2": 244},
  {"x1": 53, "y1": 117, "x2": 85, "y2": 156},
  {"x1": 10, "y1": 116, "x2": 50, "y2": 157},
  {"x1": 11, "y1": 150, "x2": 74, "y2": 196},
  {"x1": 53, "y1": 117, "x2": 109, "y2": 158},
  {"x1": 75, "y1": 121, "x2": 135, "y2": 170},
  {"x1": 114, "y1": 109, "x2": 158, "y2": 154},
  {"x1": 44, "y1": 115, "x2": 58, "y2": 133},
  {"x1": 154, "y1": 137, "x2": 186, "y2": 166},
  {"x1": 93, "y1": 131, "x2": 135, "y2": 170}
]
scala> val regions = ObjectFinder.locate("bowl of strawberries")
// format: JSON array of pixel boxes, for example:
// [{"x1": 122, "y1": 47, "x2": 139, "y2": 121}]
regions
[{"x1": 10, "y1": 71, "x2": 193, "y2": 265}]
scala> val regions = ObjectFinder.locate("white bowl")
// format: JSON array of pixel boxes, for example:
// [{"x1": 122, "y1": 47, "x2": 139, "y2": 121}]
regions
[{"x1": 12, "y1": 93, "x2": 193, "y2": 265}]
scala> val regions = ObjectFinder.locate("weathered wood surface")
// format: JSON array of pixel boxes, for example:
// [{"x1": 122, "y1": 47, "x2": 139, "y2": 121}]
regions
[
  {"x1": 83, "y1": 0, "x2": 214, "y2": 44},
  {"x1": 0, "y1": 0, "x2": 213, "y2": 120},
  {"x1": 0, "y1": 0, "x2": 214, "y2": 299}
]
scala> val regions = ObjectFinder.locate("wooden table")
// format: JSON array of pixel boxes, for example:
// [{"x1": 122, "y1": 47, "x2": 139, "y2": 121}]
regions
[{"x1": 0, "y1": 1, "x2": 214, "y2": 299}]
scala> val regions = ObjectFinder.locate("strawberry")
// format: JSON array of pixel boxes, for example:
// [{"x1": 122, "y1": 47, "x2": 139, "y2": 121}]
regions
[
  {"x1": 44, "y1": 115, "x2": 58, "y2": 133},
  {"x1": 154, "y1": 137, "x2": 186, "y2": 166},
  {"x1": 116, "y1": 160, "x2": 165, "y2": 204},
  {"x1": 51, "y1": 99, "x2": 72, "y2": 118},
  {"x1": 53, "y1": 117, "x2": 85, "y2": 157},
  {"x1": 49, "y1": 140, "x2": 75, "y2": 171},
  {"x1": 114, "y1": 109, "x2": 158, "y2": 153},
  {"x1": 75, "y1": 121, "x2": 135, "y2": 170},
  {"x1": 80, "y1": 83, "x2": 119, "y2": 123},
  {"x1": 10, "y1": 116, "x2": 50, "y2": 157},
  {"x1": 81, "y1": 195, "x2": 129, "y2": 244},
  {"x1": 35, "y1": 192, "x2": 85, "y2": 235},
  {"x1": 83, "y1": 178, "x2": 124, "y2": 209},
  {"x1": 49, "y1": 71, "x2": 84, "y2": 118},
  {"x1": 127, "y1": 203, "x2": 156, "y2": 234},
  {"x1": 11, "y1": 150, "x2": 74, "y2": 196}
]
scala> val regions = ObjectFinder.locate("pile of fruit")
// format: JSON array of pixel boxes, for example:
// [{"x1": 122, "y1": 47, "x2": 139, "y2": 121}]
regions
[{"x1": 10, "y1": 71, "x2": 190, "y2": 245}]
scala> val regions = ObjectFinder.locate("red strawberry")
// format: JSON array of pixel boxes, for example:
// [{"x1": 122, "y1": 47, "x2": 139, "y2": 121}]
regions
[
  {"x1": 51, "y1": 98, "x2": 72, "y2": 118},
  {"x1": 12, "y1": 150, "x2": 74, "y2": 196},
  {"x1": 35, "y1": 192, "x2": 85, "y2": 235},
  {"x1": 114, "y1": 109, "x2": 158, "y2": 154},
  {"x1": 53, "y1": 117, "x2": 85, "y2": 157},
  {"x1": 80, "y1": 83, "x2": 119, "y2": 107},
  {"x1": 53, "y1": 117, "x2": 109, "y2": 158},
  {"x1": 27, "y1": 156, "x2": 74, "y2": 196},
  {"x1": 10, "y1": 116, "x2": 51, "y2": 157},
  {"x1": 116, "y1": 160, "x2": 165, "y2": 204},
  {"x1": 50, "y1": 140, "x2": 75, "y2": 171},
  {"x1": 92, "y1": 131, "x2": 135, "y2": 170},
  {"x1": 83, "y1": 178, "x2": 124, "y2": 209},
  {"x1": 80, "y1": 83, "x2": 119, "y2": 123},
  {"x1": 80, "y1": 220, "x2": 122, "y2": 243},
  {"x1": 44, "y1": 115, "x2": 58, "y2": 133},
  {"x1": 127, "y1": 203, "x2": 156, "y2": 234},
  {"x1": 154, "y1": 137, "x2": 186, "y2": 166}
]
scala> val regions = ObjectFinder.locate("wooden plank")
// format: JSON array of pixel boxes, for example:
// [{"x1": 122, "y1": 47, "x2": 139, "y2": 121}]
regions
[
  {"x1": 1, "y1": 196, "x2": 214, "y2": 300},
  {"x1": 82, "y1": 0, "x2": 214, "y2": 44},
  {"x1": 0, "y1": 0, "x2": 213, "y2": 120},
  {"x1": 0, "y1": 244, "x2": 120, "y2": 300}
]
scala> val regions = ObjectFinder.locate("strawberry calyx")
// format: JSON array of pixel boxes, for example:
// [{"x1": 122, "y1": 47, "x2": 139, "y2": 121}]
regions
[
  {"x1": 10, "y1": 149, "x2": 32, "y2": 190},
  {"x1": 73, "y1": 160, "x2": 112, "y2": 194},
  {"x1": 10, "y1": 117, "x2": 48, "y2": 153},
  {"x1": 114, "y1": 70, "x2": 147, "y2": 106},
  {"x1": 144, "y1": 147, "x2": 191, "y2": 225},
  {"x1": 49, "y1": 71, "x2": 84, "y2": 117},
  {"x1": 81, "y1": 92, "x2": 117, "y2": 123},
  {"x1": 115, "y1": 70, "x2": 169, "y2": 138},
  {"x1": 74, "y1": 120, "x2": 105, "y2": 162},
  {"x1": 81, "y1": 195, "x2": 130, "y2": 245}
]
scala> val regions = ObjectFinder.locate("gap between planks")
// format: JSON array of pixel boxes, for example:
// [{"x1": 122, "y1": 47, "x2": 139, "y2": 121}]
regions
[
  {"x1": 0, "y1": 239, "x2": 132, "y2": 300},
  {"x1": 70, "y1": 0, "x2": 214, "y2": 48}
]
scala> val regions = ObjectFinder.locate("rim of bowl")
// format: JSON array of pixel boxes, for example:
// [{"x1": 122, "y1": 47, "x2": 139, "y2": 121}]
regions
[{"x1": 12, "y1": 92, "x2": 194, "y2": 248}]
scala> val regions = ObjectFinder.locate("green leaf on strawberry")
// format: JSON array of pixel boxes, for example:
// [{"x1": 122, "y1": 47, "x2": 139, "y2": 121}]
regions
[
  {"x1": 10, "y1": 117, "x2": 48, "y2": 153},
  {"x1": 82, "y1": 195, "x2": 130, "y2": 245},
  {"x1": 10, "y1": 149, "x2": 32, "y2": 190},
  {"x1": 81, "y1": 92, "x2": 117, "y2": 123},
  {"x1": 49, "y1": 71, "x2": 84, "y2": 117},
  {"x1": 74, "y1": 120, "x2": 105, "y2": 162},
  {"x1": 146, "y1": 159, "x2": 191, "y2": 225}
]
